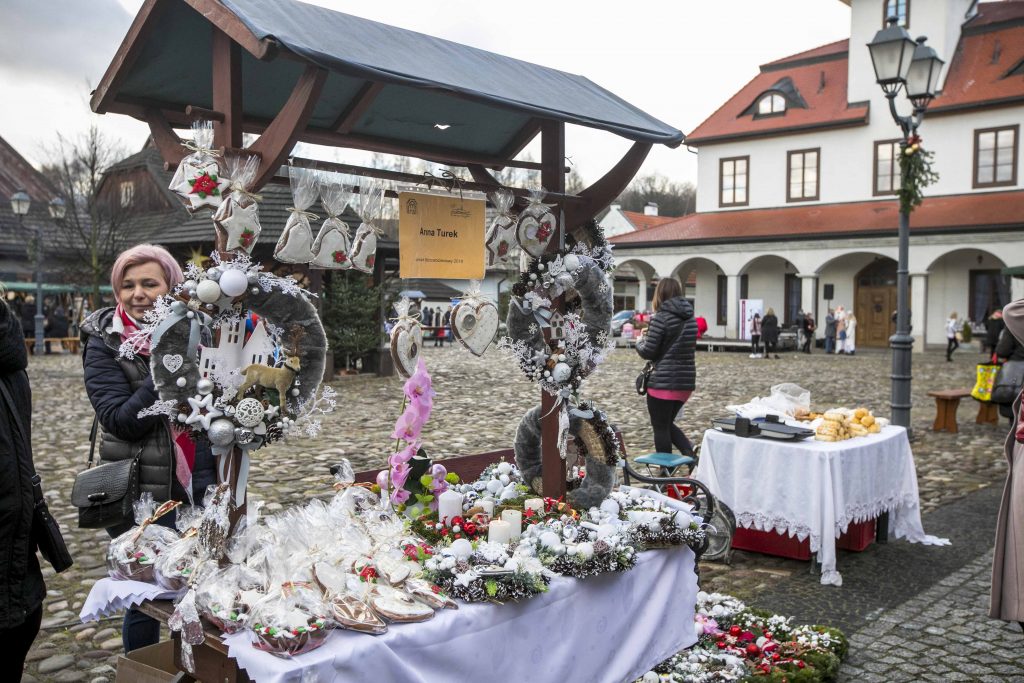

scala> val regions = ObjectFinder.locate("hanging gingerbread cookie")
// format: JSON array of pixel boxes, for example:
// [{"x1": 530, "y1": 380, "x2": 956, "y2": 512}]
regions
[
  {"x1": 213, "y1": 154, "x2": 262, "y2": 253},
  {"x1": 516, "y1": 187, "x2": 557, "y2": 258},
  {"x1": 485, "y1": 188, "x2": 518, "y2": 266},
  {"x1": 389, "y1": 297, "x2": 423, "y2": 378},
  {"x1": 350, "y1": 180, "x2": 386, "y2": 274},
  {"x1": 274, "y1": 164, "x2": 319, "y2": 265},
  {"x1": 451, "y1": 281, "x2": 499, "y2": 357},
  {"x1": 309, "y1": 175, "x2": 354, "y2": 269},
  {"x1": 168, "y1": 121, "x2": 231, "y2": 212}
]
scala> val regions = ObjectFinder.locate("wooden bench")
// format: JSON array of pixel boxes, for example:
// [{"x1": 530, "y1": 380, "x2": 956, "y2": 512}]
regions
[
  {"x1": 928, "y1": 388, "x2": 999, "y2": 433},
  {"x1": 23, "y1": 337, "x2": 80, "y2": 354}
]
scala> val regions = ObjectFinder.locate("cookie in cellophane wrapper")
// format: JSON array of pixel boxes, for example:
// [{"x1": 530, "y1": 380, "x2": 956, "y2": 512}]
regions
[
  {"x1": 273, "y1": 164, "x2": 319, "y2": 264},
  {"x1": 153, "y1": 506, "x2": 203, "y2": 591},
  {"x1": 247, "y1": 581, "x2": 333, "y2": 658},
  {"x1": 349, "y1": 179, "x2": 387, "y2": 273},
  {"x1": 309, "y1": 174, "x2": 355, "y2": 269},
  {"x1": 516, "y1": 187, "x2": 557, "y2": 258},
  {"x1": 106, "y1": 495, "x2": 181, "y2": 582},
  {"x1": 213, "y1": 154, "x2": 263, "y2": 253},
  {"x1": 195, "y1": 564, "x2": 266, "y2": 635},
  {"x1": 168, "y1": 121, "x2": 230, "y2": 212},
  {"x1": 485, "y1": 188, "x2": 518, "y2": 266},
  {"x1": 311, "y1": 561, "x2": 387, "y2": 635}
]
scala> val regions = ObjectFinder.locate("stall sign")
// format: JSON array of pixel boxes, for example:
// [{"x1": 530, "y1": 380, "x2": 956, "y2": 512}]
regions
[{"x1": 399, "y1": 191, "x2": 485, "y2": 279}]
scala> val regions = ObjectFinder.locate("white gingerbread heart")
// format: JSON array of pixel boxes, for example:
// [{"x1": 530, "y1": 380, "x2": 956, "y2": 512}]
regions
[
  {"x1": 516, "y1": 209, "x2": 556, "y2": 258},
  {"x1": 162, "y1": 354, "x2": 184, "y2": 374},
  {"x1": 452, "y1": 299, "x2": 499, "y2": 356},
  {"x1": 390, "y1": 321, "x2": 423, "y2": 378}
]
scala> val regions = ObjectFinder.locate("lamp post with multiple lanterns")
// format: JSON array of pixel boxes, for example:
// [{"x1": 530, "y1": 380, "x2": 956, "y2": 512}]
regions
[
  {"x1": 867, "y1": 17, "x2": 945, "y2": 434},
  {"x1": 9, "y1": 190, "x2": 67, "y2": 356}
]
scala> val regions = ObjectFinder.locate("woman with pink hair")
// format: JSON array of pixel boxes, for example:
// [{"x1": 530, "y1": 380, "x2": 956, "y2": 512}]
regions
[{"x1": 80, "y1": 244, "x2": 216, "y2": 652}]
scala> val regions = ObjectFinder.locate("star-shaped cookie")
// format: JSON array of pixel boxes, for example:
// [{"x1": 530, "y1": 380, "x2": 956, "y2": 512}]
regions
[
  {"x1": 485, "y1": 215, "x2": 518, "y2": 266},
  {"x1": 217, "y1": 201, "x2": 262, "y2": 253},
  {"x1": 171, "y1": 160, "x2": 231, "y2": 211}
]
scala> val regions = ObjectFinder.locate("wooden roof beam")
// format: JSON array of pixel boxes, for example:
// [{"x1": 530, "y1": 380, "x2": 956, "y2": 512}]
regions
[{"x1": 331, "y1": 81, "x2": 384, "y2": 134}]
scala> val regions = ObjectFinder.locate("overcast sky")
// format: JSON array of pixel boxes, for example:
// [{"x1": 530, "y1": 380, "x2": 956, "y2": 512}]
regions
[{"x1": 0, "y1": 0, "x2": 852, "y2": 186}]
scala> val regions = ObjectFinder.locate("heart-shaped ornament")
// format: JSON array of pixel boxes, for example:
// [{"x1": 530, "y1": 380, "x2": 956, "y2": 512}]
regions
[
  {"x1": 452, "y1": 299, "x2": 499, "y2": 356},
  {"x1": 162, "y1": 354, "x2": 184, "y2": 374},
  {"x1": 516, "y1": 209, "x2": 556, "y2": 258},
  {"x1": 390, "y1": 320, "x2": 423, "y2": 378}
]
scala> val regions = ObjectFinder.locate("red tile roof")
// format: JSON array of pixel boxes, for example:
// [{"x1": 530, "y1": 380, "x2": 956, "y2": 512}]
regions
[
  {"x1": 621, "y1": 210, "x2": 676, "y2": 231},
  {"x1": 928, "y1": 2, "x2": 1024, "y2": 115},
  {"x1": 609, "y1": 191, "x2": 1024, "y2": 245},
  {"x1": 686, "y1": 41, "x2": 867, "y2": 146}
]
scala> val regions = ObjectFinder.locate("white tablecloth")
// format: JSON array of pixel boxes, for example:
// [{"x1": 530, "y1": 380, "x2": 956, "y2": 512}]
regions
[
  {"x1": 80, "y1": 579, "x2": 183, "y2": 623},
  {"x1": 82, "y1": 549, "x2": 696, "y2": 682},
  {"x1": 694, "y1": 425, "x2": 948, "y2": 586}
]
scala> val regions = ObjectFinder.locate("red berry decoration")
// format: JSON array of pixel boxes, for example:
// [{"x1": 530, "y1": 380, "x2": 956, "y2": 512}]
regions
[
  {"x1": 797, "y1": 661, "x2": 806, "y2": 669},
  {"x1": 746, "y1": 644, "x2": 760, "y2": 656},
  {"x1": 716, "y1": 641, "x2": 727, "y2": 649},
  {"x1": 729, "y1": 625, "x2": 741, "y2": 637}
]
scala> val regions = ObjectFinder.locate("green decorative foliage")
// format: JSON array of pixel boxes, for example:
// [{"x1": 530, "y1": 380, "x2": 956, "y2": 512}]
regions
[{"x1": 897, "y1": 138, "x2": 940, "y2": 214}]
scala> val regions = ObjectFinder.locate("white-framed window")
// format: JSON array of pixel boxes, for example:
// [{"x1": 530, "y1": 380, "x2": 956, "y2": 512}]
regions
[
  {"x1": 756, "y1": 93, "x2": 786, "y2": 117},
  {"x1": 119, "y1": 181, "x2": 134, "y2": 207}
]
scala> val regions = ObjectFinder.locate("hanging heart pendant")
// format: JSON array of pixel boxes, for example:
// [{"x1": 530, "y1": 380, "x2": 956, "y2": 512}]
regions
[
  {"x1": 452, "y1": 299, "x2": 499, "y2": 356},
  {"x1": 390, "y1": 320, "x2": 423, "y2": 378},
  {"x1": 517, "y1": 209, "x2": 556, "y2": 258}
]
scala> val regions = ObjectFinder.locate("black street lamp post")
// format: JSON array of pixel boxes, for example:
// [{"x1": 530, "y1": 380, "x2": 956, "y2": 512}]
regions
[
  {"x1": 867, "y1": 18, "x2": 945, "y2": 434},
  {"x1": 8, "y1": 191, "x2": 67, "y2": 357}
]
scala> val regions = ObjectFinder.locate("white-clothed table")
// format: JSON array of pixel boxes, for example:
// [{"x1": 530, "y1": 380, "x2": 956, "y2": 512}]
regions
[
  {"x1": 694, "y1": 425, "x2": 949, "y2": 586},
  {"x1": 81, "y1": 548, "x2": 696, "y2": 682},
  {"x1": 80, "y1": 579, "x2": 183, "y2": 622}
]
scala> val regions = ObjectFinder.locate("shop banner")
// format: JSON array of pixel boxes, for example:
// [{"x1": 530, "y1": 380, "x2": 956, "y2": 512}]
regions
[
  {"x1": 739, "y1": 298, "x2": 763, "y2": 340},
  {"x1": 399, "y1": 191, "x2": 485, "y2": 280}
]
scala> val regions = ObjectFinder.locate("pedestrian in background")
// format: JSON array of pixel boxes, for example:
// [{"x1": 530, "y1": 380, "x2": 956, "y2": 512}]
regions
[
  {"x1": 990, "y1": 300, "x2": 1024, "y2": 635},
  {"x1": 986, "y1": 309, "x2": 1005, "y2": 356},
  {"x1": 835, "y1": 306, "x2": 847, "y2": 354},
  {"x1": 432, "y1": 308, "x2": 444, "y2": 347},
  {"x1": 945, "y1": 311, "x2": 961, "y2": 361},
  {"x1": 844, "y1": 313, "x2": 857, "y2": 355},
  {"x1": 761, "y1": 308, "x2": 779, "y2": 359},
  {"x1": 0, "y1": 294, "x2": 47, "y2": 681},
  {"x1": 442, "y1": 307, "x2": 452, "y2": 346},
  {"x1": 80, "y1": 244, "x2": 216, "y2": 652},
  {"x1": 801, "y1": 311, "x2": 815, "y2": 353},
  {"x1": 749, "y1": 312, "x2": 762, "y2": 357},
  {"x1": 824, "y1": 309, "x2": 836, "y2": 354},
  {"x1": 635, "y1": 277, "x2": 697, "y2": 459}
]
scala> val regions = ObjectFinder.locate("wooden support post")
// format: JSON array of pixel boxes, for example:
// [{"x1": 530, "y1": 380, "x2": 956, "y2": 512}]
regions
[
  {"x1": 211, "y1": 27, "x2": 243, "y2": 150},
  {"x1": 540, "y1": 119, "x2": 566, "y2": 501}
]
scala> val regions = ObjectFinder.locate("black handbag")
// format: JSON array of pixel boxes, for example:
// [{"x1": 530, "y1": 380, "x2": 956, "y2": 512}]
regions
[
  {"x1": 635, "y1": 361, "x2": 654, "y2": 396},
  {"x1": 0, "y1": 374, "x2": 73, "y2": 573},
  {"x1": 70, "y1": 416, "x2": 141, "y2": 529},
  {"x1": 992, "y1": 360, "x2": 1024, "y2": 404}
]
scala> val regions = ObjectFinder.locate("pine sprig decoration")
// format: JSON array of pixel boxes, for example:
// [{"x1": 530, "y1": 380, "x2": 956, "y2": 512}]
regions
[{"x1": 897, "y1": 136, "x2": 939, "y2": 214}]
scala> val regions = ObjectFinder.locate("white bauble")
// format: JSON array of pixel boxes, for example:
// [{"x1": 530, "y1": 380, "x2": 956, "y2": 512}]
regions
[
  {"x1": 195, "y1": 279, "x2": 222, "y2": 304},
  {"x1": 599, "y1": 498, "x2": 620, "y2": 517},
  {"x1": 196, "y1": 378, "x2": 215, "y2": 396},
  {"x1": 642, "y1": 672, "x2": 659, "y2": 683},
  {"x1": 577, "y1": 541, "x2": 595, "y2": 559},
  {"x1": 175, "y1": 377, "x2": 187, "y2": 387},
  {"x1": 208, "y1": 418, "x2": 236, "y2": 446},
  {"x1": 596, "y1": 524, "x2": 617, "y2": 539},
  {"x1": 551, "y1": 362, "x2": 572, "y2": 383},
  {"x1": 498, "y1": 474, "x2": 510, "y2": 486},
  {"x1": 234, "y1": 398, "x2": 265, "y2": 427},
  {"x1": 496, "y1": 462, "x2": 512, "y2": 475},
  {"x1": 539, "y1": 531, "x2": 560, "y2": 549},
  {"x1": 450, "y1": 539, "x2": 473, "y2": 559},
  {"x1": 499, "y1": 483, "x2": 519, "y2": 501},
  {"x1": 486, "y1": 479, "x2": 502, "y2": 494},
  {"x1": 562, "y1": 254, "x2": 581, "y2": 272},
  {"x1": 218, "y1": 269, "x2": 249, "y2": 297}
]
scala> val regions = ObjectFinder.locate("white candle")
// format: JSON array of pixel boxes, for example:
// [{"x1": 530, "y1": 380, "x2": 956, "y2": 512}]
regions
[
  {"x1": 438, "y1": 490, "x2": 464, "y2": 525},
  {"x1": 488, "y1": 519, "x2": 511, "y2": 544},
  {"x1": 524, "y1": 498, "x2": 544, "y2": 514},
  {"x1": 479, "y1": 499, "x2": 495, "y2": 517},
  {"x1": 501, "y1": 509, "x2": 522, "y2": 541}
]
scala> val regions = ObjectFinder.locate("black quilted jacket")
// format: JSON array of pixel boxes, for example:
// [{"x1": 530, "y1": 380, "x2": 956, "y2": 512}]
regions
[
  {"x1": 81, "y1": 308, "x2": 215, "y2": 508},
  {"x1": 0, "y1": 302, "x2": 46, "y2": 628},
  {"x1": 636, "y1": 297, "x2": 698, "y2": 391}
]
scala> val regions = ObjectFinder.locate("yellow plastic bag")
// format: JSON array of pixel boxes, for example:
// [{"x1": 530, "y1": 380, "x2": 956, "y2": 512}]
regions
[{"x1": 972, "y1": 363, "x2": 1000, "y2": 402}]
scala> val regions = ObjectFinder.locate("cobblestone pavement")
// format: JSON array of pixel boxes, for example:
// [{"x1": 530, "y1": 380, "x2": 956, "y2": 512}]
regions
[{"x1": 19, "y1": 344, "x2": 1014, "y2": 681}]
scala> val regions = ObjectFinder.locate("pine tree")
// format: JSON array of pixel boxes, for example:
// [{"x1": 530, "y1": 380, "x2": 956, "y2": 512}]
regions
[{"x1": 322, "y1": 271, "x2": 384, "y2": 372}]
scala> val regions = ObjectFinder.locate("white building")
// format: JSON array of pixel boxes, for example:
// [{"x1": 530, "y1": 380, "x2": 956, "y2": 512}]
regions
[
  {"x1": 199, "y1": 318, "x2": 275, "y2": 379},
  {"x1": 611, "y1": 0, "x2": 1024, "y2": 350}
]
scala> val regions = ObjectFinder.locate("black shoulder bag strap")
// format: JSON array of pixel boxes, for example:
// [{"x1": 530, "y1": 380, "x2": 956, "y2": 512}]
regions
[{"x1": 0, "y1": 373, "x2": 73, "y2": 573}]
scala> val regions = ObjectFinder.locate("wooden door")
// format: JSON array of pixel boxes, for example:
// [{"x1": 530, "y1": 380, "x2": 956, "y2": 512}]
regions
[{"x1": 856, "y1": 286, "x2": 897, "y2": 347}]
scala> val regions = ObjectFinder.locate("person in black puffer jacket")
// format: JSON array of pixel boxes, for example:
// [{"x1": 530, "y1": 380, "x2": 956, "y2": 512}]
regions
[
  {"x1": 0, "y1": 297, "x2": 47, "y2": 681},
  {"x1": 636, "y1": 277, "x2": 698, "y2": 458},
  {"x1": 761, "y1": 308, "x2": 780, "y2": 360},
  {"x1": 81, "y1": 244, "x2": 216, "y2": 652}
]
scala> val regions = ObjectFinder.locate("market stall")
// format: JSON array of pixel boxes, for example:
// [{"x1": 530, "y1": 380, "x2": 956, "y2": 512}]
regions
[
  {"x1": 81, "y1": 0, "x2": 697, "y2": 679},
  {"x1": 697, "y1": 395, "x2": 949, "y2": 585}
]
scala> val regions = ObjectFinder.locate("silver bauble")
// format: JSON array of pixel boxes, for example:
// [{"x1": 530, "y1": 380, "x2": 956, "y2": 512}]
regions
[{"x1": 208, "y1": 418, "x2": 236, "y2": 446}]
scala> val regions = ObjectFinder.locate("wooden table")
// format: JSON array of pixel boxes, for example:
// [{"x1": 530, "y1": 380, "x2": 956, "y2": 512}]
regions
[{"x1": 138, "y1": 600, "x2": 251, "y2": 683}]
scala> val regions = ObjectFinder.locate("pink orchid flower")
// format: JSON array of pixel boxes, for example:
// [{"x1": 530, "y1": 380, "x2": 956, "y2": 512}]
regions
[
  {"x1": 403, "y1": 360, "x2": 434, "y2": 402},
  {"x1": 389, "y1": 443, "x2": 417, "y2": 467},
  {"x1": 390, "y1": 403, "x2": 425, "y2": 442},
  {"x1": 391, "y1": 488, "x2": 411, "y2": 505},
  {"x1": 390, "y1": 462, "x2": 411, "y2": 488},
  {"x1": 429, "y1": 463, "x2": 447, "y2": 479}
]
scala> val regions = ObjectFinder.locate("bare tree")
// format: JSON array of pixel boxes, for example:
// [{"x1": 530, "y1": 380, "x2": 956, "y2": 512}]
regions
[
  {"x1": 41, "y1": 126, "x2": 135, "y2": 307},
  {"x1": 617, "y1": 173, "x2": 696, "y2": 217}
]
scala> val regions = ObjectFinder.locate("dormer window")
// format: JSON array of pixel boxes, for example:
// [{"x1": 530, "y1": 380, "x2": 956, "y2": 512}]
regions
[
  {"x1": 757, "y1": 93, "x2": 786, "y2": 117},
  {"x1": 884, "y1": 0, "x2": 909, "y2": 28}
]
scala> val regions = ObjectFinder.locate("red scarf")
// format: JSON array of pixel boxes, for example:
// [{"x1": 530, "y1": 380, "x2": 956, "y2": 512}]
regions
[{"x1": 116, "y1": 304, "x2": 197, "y2": 493}]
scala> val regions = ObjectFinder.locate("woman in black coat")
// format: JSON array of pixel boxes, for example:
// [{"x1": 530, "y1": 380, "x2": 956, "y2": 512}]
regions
[
  {"x1": 761, "y1": 308, "x2": 780, "y2": 359},
  {"x1": 636, "y1": 277, "x2": 698, "y2": 458},
  {"x1": 0, "y1": 298, "x2": 46, "y2": 681},
  {"x1": 81, "y1": 245, "x2": 216, "y2": 652}
]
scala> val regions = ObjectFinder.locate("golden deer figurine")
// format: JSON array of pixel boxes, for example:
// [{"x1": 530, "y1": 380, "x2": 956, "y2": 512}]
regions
[{"x1": 236, "y1": 354, "x2": 301, "y2": 405}]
